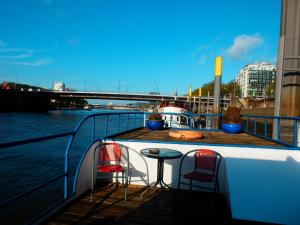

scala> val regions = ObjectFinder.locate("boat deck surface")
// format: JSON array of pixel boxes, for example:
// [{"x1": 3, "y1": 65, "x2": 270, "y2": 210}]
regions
[
  {"x1": 45, "y1": 183, "x2": 270, "y2": 225},
  {"x1": 112, "y1": 128, "x2": 282, "y2": 147}
]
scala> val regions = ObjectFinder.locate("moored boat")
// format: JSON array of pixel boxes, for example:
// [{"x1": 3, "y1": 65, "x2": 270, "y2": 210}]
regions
[{"x1": 158, "y1": 100, "x2": 191, "y2": 128}]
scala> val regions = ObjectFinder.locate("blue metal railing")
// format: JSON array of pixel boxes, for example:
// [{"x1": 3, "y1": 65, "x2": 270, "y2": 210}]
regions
[
  {"x1": 0, "y1": 111, "x2": 144, "y2": 224},
  {"x1": 144, "y1": 112, "x2": 300, "y2": 148},
  {"x1": 1, "y1": 111, "x2": 299, "y2": 224},
  {"x1": 241, "y1": 114, "x2": 300, "y2": 147}
]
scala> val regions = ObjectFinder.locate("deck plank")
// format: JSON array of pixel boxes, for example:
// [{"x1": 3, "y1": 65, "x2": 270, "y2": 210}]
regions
[
  {"x1": 45, "y1": 183, "x2": 271, "y2": 225},
  {"x1": 112, "y1": 128, "x2": 282, "y2": 147}
]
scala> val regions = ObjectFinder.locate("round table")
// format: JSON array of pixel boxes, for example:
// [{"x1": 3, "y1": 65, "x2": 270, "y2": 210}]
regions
[{"x1": 140, "y1": 148, "x2": 182, "y2": 189}]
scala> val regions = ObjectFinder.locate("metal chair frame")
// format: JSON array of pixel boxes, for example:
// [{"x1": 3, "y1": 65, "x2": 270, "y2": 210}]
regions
[
  {"x1": 177, "y1": 149, "x2": 222, "y2": 192},
  {"x1": 91, "y1": 142, "x2": 130, "y2": 201}
]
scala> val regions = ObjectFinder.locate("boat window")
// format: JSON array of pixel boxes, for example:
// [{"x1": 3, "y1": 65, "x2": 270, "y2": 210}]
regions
[{"x1": 180, "y1": 116, "x2": 187, "y2": 125}]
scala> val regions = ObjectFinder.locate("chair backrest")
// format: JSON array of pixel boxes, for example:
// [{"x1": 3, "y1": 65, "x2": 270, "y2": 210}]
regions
[
  {"x1": 99, "y1": 143, "x2": 122, "y2": 165},
  {"x1": 194, "y1": 149, "x2": 218, "y2": 173}
]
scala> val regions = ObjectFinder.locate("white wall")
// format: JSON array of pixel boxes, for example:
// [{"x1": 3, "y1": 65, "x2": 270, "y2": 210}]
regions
[{"x1": 76, "y1": 140, "x2": 300, "y2": 225}]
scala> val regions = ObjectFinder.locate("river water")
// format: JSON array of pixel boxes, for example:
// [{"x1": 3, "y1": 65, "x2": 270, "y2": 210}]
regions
[{"x1": 0, "y1": 109, "x2": 139, "y2": 224}]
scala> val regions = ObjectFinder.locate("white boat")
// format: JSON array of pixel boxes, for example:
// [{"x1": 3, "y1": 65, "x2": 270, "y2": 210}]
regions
[
  {"x1": 83, "y1": 105, "x2": 91, "y2": 110},
  {"x1": 158, "y1": 100, "x2": 191, "y2": 128}
]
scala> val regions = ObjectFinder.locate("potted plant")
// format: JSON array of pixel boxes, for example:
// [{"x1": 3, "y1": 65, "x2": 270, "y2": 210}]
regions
[
  {"x1": 146, "y1": 113, "x2": 164, "y2": 130},
  {"x1": 221, "y1": 106, "x2": 242, "y2": 134}
]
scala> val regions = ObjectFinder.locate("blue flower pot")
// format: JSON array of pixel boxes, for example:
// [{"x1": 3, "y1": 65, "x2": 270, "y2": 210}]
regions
[
  {"x1": 146, "y1": 120, "x2": 164, "y2": 130},
  {"x1": 222, "y1": 123, "x2": 242, "y2": 134}
]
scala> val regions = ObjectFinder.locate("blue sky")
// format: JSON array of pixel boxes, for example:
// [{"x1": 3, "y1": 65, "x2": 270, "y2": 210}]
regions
[{"x1": 0, "y1": 0, "x2": 281, "y2": 96}]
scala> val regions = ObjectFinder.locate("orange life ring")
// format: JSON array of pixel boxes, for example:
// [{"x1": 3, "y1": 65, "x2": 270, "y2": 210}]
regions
[{"x1": 168, "y1": 130, "x2": 204, "y2": 139}]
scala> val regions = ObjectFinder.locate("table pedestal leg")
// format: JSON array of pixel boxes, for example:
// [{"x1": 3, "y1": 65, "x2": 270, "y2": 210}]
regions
[{"x1": 140, "y1": 159, "x2": 171, "y2": 199}]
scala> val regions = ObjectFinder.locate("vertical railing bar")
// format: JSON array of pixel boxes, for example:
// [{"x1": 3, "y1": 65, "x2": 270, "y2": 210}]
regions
[
  {"x1": 64, "y1": 134, "x2": 75, "y2": 199},
  {"x1": 246, "y1": 116, "x2": 249, "y2": 133},
  {"x1": 254, "y1": 117, "x2": 257, "y2": 135},
  {"x1": 92, "y1": 115, "x2": 96, "y2": 142},
  {"x1": 117, "y1": 114, "x2": 120, "y2": 133},
  {"x1": 127, "y1": 113, "x2": 130, "y2": 130},
  {"x1": 105, "y1": 115, "x2": 108, "y2": 137},
  {"x1": 264, "y1": 117, "x2": 267, "y2": 137},
  {"x1": 210, "y1": 114, "x2": 213, "y2": 129},
  {"x1": 170, "y1": 113, "x2": 172, "y2": 127},
  {"x1": 293, "y1": 119, "x2": 297, "y2": 147},
  {"x1": 134, "y1": 113, "x2": 137, "y2": 128},
  {"x1": 277, "y1": 118, "x2": 280, "y2": 141}
]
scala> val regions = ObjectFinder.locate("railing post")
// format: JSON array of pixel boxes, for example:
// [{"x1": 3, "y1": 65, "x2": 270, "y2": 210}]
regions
[
  {"x1": 264, "y1": 118, "x2": 267, "y2": 137},
  {"x1": 144, "y1": 113, "x2": 146, "y2": 128},
  {"x1": 293, "y1": 119, "x2": 298, "y2": 147},
  {"x1": 92, "y1": 115, "x2": 95, "y2": 142},
  {"x1": 210, "y1": 114, "x2": 213, "y2": 129},
  {"x1": 127, "y1": 114, "x2": 130, "y2": 130},
  {"x1": 170, "y1": 113, "x2": 172, "y2": 127},
  {"x1": 64, "y1": 135, "x2": 74, "y2": 199},
  {"x1": 246, "y1": 116, "x2": 249, "y2": 133},
  {"x1": 105, "y1": 115, "x2": 108, "y2": 137},
  {"x1": 117, "y1": 114, "x2": 120, "y2": 133},
  {"x1": 254, "y1": 117, "x2": 257, "y2": 135},
  {"x1": 298, "y1": 120, "x2": 300, "y2": 147},
  {"x1": 277, "y1": 118, "x2": 280, "y2": 141}
]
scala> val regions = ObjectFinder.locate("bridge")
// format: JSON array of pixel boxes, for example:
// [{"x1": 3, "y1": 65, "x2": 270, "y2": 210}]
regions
[
  {"x1": 0, "y1": 89, "x2": 231, "y2": 112},
  {"x1": 45, "y1": 90, "x2": 230, "y2": 103}
]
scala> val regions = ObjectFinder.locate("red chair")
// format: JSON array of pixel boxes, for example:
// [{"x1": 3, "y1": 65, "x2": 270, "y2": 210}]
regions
[
  {"x1": 177, "y1": 149, "x2": 222, "y2": 192},
  {"x1": 91, "y1": 143, "x2": 129, "y2": 201}
]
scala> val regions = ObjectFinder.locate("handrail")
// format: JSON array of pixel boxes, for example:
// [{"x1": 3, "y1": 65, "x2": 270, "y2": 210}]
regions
[
  {"x1": 144, "y1": 112, "x2": 300, "y2": 148},
  {"x1": 0, "y1": 111, "x2": 144, "y2": 224},
  {"x1": 0, "y1": 132, "x2": 75, "y2": 149}
]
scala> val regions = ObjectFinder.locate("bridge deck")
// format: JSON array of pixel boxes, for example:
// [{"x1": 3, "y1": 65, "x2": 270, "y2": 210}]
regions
[{"x1": 112, "y1": 128, "x2": 282, "y2": 147}]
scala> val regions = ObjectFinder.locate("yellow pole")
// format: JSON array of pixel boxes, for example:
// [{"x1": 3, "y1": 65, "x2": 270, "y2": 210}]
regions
[
  {"x1": 214, "y1": 56, "x2": 222, "y2": 76},
  {"x1": 189, "y1": 86, "x2": 192, "y2": 97},
  {"x1": 198, "y1": 88, "x2": 202, "y2": 97},
  {"x1": 213, "y1": 56, "x2": 222, "y2": 129}
]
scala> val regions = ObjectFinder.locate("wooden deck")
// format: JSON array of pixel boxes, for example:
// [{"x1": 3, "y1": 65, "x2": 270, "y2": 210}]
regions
[
  {"x1": 112, "y1": 128, "x2": 282, "y2": 147},
  {"x1": 45, "y1": 183, "x2": 271, "y2": 225}
]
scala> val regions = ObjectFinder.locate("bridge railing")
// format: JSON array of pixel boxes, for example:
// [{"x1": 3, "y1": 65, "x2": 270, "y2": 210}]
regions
[{"x1": 0, "y1": 111, "x2": 144, "y2": 225}]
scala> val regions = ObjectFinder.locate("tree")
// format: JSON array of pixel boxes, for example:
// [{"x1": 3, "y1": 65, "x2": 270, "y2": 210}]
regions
[
  {"x1": 265, "y1": 81, "x2": 275, "y2": 97},
  {"x1": 189, "y1": 79, "x2": 241, "y2": 97},
  {"x1": 222, "y1": 80, "x2": 241, "y2": 97},
  {"x1": 191, "y1": 81, "x2": 214, "y2": 96}
]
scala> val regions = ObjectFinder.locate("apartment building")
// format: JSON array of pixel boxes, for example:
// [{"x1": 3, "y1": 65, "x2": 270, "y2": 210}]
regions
[{"x1": 236, "y1": 62, "x2": 276, "y2": 98}]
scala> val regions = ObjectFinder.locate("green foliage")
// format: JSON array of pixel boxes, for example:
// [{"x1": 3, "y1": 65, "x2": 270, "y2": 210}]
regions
[
  {"x1": 148, "y1": 113, "x2": 162, "y2": 120},
  {"x1": 190, "y1": 79, "x2": 241, "y2": 97},
  {"x1": 265, "y1": 81, "x2": 275, "y2": 96},
  {"x1": 222, "y1": 80, "x2": 241, "y2": 97}
]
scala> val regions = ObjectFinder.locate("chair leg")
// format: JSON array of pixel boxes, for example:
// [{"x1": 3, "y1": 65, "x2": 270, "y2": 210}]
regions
[
  {"x1": 116, "y1": 172, "x2": 119, "y2": 184},
  {"x1": 124, "y1": 171, "x2": 128, "y2": 201}
]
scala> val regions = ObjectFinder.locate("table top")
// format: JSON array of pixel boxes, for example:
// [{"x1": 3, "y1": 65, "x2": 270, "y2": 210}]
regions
[{"x1": 140, "y1": 148, "x2": 182, "y2": 160}]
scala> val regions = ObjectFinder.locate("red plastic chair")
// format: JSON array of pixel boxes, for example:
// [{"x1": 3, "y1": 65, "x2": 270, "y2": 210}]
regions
[
  {"x1": 91, "y1": 143, "x2": 129, "y2": 201},
  {"x1": 177, "y1": 149, "x2": 222, "y2": 192}
]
